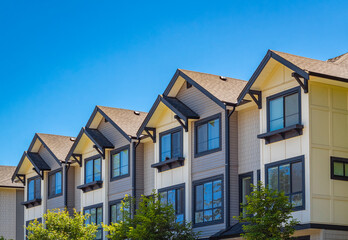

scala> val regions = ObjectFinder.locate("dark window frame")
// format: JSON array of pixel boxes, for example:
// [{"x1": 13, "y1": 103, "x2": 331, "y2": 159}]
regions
[
  {"x1": 83, "y1": 203, "x2": 103, "y2": 240},
  {"x1": 27, "y1": 176, "x2": 41, "y2": 201},
  {"x1": 110, "y1": 145, "x2": 130, "y2": 181},
  {"x1": 239, "y1": 172, "x2": 254, "y2": 213},
  {"x1": 109, "y1": 198, "x2": 130, "y2": 224},
  {"x1": 194, "y1": 113, "x2": 222, "y2": 158},
  {"x1": 331, "y1": 156, "x2": 348, "y2": 181},
  {"x1": 26, "y1": 218, "x2": 42, "y2": 239},
  {"x1": 265, "y1": 155, "x2": 305, "y2": 211},
  {"x1": 84, "y1": 155, "x2": 102, "y2": 184},
  {"x1": 192, "y1": 175, "x2": 224, "y2": 227},
  {"x1": 267, "y1": 86, "x2": 302, "y2": 132},
  {"x1": 159, "y1": 126, "x2": 183, "y2": 162},
  {"x1": 48, "y1": 168, "x2": 63, "y2": 199},
  {"x1": 158, "y1": 183, "x2": 185, "y2": 223}
]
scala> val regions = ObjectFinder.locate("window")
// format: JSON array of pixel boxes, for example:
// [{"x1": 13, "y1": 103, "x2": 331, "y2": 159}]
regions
[
  {"x1": 266, "y1": 156, "x2": 305, "y2": 210},
  {"x1": 48, "y1": 170, "x2": 62, "y2": 198},
  {"x1": 267, "y1": 87, "x2": 301, "y2": 132},
  {"x1": 109, "y1": 199, "x2": 130, "y2": 224},
  {"x1": 159, "y1": 185, "x2": 185, "y2": 223},
  {"x1": 331, "y1": 157, "x2": 348, "y2": 181},
  {"x1": 160, "y1": 127, "x2": 183, "y2": 162},
  {"x1": 85, "y1": 156, "x2": 101, "y2": 184},
  {"x1": 84, "y1": 205, "x2": 103, "y2": 240},
  {"x1": 195, "y1": 114, "x2": 221, "y2": 157},
  {"x1": 193, "y1": 176, "x2": 223, "y2": 226},
  {"x1": 239, "y1": 172, "x2": 253, "y2": 215},
  {"x1": 111, "y1": 146, "x2": 129, "y2": 180},
  {"x1": 28, "y1": 177, "x2": 41, "y2": 201},
  {"x1": 26, "y1": 218, "x2": 42, "y2": 239}
]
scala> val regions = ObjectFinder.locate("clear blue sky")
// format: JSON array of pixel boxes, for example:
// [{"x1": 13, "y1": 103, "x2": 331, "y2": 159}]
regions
[{"x1": 1, "y1": 0, "x2": 347, "y2": 166}]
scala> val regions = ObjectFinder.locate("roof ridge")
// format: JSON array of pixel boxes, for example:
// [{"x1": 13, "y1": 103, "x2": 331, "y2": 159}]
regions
[
  {"x1": 97, "y1": 105, "x2": 147, "y2": 113},
  {"x1": 37, "y1": 132, "x2": 74, "y2": 138},
  {"x1": 179, "y1": 68, "x2": 246, "y2": 82},
  {"x1": 270, "y1": 50, "x2": 328, "y2": 63}
]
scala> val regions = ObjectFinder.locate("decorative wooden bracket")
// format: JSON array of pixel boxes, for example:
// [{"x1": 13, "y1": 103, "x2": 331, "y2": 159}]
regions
[
  {"x1": 144, "y1": 127, "x2": 156, "y2": 143},
  {"x1": 93, "y1": 145, "x2": 105, "y2": 159},
  {"x1": 174, "y1": 115, "x2": 188, "y2": 132},
  {"x1": 248, "y1": 90, "x2": 262, "y2": 109},
  {"x1": 292, "y1": 72, "x2": 308, "y2": 93},
  {"x1": 33, "y1": 168, "x2": 44, "y2": 180},
  {"x1": 16, "y1": 174, "x2": 26, "y2": 185},
  {"x1": 72, "y1": 154, "x2": 82, "y2": 167}
]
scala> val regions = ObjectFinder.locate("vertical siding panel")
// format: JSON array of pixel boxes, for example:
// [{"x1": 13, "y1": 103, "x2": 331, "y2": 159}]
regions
[
  {"x1": 229, "y1": 112, "x2": 239, "y2": 223},
  {"x1": 74, "y1": 166, "x2": 81, "y2": 211},
  {"x1": 136, "y1": 143, "x2": 144, "y2": 200},
  {"x1": 67, "y1": 166, "x2": 75, "y2": 213},
  {"x1": 144, "y1": 141, "x2": 155, "y2": 196}
]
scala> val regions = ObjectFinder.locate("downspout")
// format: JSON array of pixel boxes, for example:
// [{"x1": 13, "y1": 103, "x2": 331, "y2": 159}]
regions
[
  {"x1": 225, "y1": 104, "x2": 236, "y2": 229},
  {"x1": 64, "y1": 162, "x2": 71, "y2": 208},
  {"x1": 132, "y1": 138, "x2": 141, "y2": 216}
]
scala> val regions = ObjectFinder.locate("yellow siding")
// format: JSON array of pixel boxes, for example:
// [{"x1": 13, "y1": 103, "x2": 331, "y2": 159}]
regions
[{"x1": 309, "y1": 80, "x2": 348, "y2": 225}]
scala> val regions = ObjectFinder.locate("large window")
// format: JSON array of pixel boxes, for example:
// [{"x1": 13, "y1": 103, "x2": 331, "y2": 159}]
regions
[
  {"x1": 111, "y1": 146, "x2": 129, "y2": 180},
  {"x1": 239, "y1": 172, "x2": 253, "y2": 215},
  {"x1": 159, "y1": 184, "x2": 185, "y2": 223},
  {"x1": 266, "y1": 156, "x2": 305, "y2": 210},
  {"x1": 85, "y1": 156, "x2": 101, "y2": 184},
  {"x1": 160, "y1": 127, "x2": 183, "y2": 162},
  {"x1": 331, "y1": 157, "x2": 348, "y2": 181},
  {"x1": 267, "y1": 87, "x2": 301, "y2": 132},
  {"x1": 84, "y1": 204, "x2": 103, "y2": 240},
  {"x1": 193, "y1": 176, "x2": 223, "y2": 226},
  {"x1": 109, "y1": 199, "x2": 130, "y2": 224},
  {"x1": 195, "y1": 114, "x2": 221, "y2": 157},
  {"x1": 27, "y1": 176, "x2": 41, "y2": 201},
  {"x1": 48, "y1": 170, "x2": 62, "y2": 198}
]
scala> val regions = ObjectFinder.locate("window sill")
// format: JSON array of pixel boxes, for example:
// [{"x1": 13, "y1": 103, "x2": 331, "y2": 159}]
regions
[
  {"x1": 151, "y1": 157, "x2": 185, "y2": 172},
  {"x1": 21, "y1": 198, "x2": 42, "y2": 208},
  {"x1": 257, "y1": 124, "x2": 304, "y2": 144},
  {"x1": 194, "y1": 147, "x2": 222, "y2": 158},
  {"x1": 77, "y1": 180, "x2": 103, "y2": 193}
]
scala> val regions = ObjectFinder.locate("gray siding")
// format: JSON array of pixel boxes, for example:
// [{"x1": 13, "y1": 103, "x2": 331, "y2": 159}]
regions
[
  {"x1": 135, "y1": 143, "x2": 144, "y2": 202},
  {"x1": 38, "y1": 144, "x2": 60, "y2": 169},
  {"x1": 67, "y1": 166, "x2": 75, "y2": 213},
  {"x1": 16, "y1": 189, "x2": 24, "y2": 240},
  {"x1": 47, "y1": 194, "x2": 64, "y2": 210},
  {"x1": 229, "y1": 112, "x2": 239, "y2": 224}
]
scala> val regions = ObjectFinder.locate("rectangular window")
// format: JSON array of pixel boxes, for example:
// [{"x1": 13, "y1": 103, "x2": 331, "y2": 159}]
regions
[
  {"x1": 27, "y1": 177, "x2": 41, "y2": 201},
  {"x1": 159, "y1": 185, "x2": 185, "y2": 223},
  {"x1": 85, "y1": 157, "x2": 101, "y2": 184},
  {"x1": 266, "y1": 156, "x2": 305, "y2": 210},
  {"x1": 160, "y1": 127, "x2": 183, "y2": 162},
  {"x1": 111, "y1": 146, "x2": 129, "y2": 180},
  {"x1": 267, "y1": 87, "x2": 301, "y2": 132},
  {"x1": 193, "y1": 176, "x2": 223, "y2": 226},
  {"x1": 331, "y1": 157, "x2": 348, "y2": 181},
  {"x1": 48, "y1": 170, "x2": 62, "y2": 198},
  {"x1": 195, "y1": 114, "x2": 221, "y2": 157},
  {"x1": 84, "y1": 205, "x2": 103, "y2": 240},
  {"x1": 239, "y1": 172, "x2": 253, "y2": 215}
]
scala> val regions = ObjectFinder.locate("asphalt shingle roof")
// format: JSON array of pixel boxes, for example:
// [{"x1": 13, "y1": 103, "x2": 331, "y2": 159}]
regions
[
  {"x1": 162, "y1": 96, "x2": 199, "y2": 119},
  {"x1": 0, "y1": 165, "x2": 23, "y2": 188},
  {"x1": 179, "y1": 69, "x2": 248, "y2": 104},
  {"x1": 37, "y1": 133, "x2": 75, "y2": 161},
  {"x1": 27, "y1": 152, "x2": 51, "y2": 171},
  {"x1": 97, "y1": 106, "x2": 147, "y2": 137}
]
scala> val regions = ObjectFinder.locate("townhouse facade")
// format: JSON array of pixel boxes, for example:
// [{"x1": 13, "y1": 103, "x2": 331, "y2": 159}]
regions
[{"x1": 10, "y1": 50, "x2": 348, "y2": 240}]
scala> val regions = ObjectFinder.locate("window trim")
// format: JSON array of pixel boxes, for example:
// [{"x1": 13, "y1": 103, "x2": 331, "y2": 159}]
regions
[
  {"x1": 83, "y1": 203, "x2": 103, "y2": 240},
  {"x1": 239, "y1": 171, "x2": 254, "y2": 213},
  {"x1": 84, "y1": 155, "x2": 102, "y2": 184},
  {"x1": 265, "y1": 155, "x2": 305, "y2": 211},
  {"x1": 331, "y1": 156, "x2": 348, "y2": 181},
  {"x1": 159, "y1": 126, "x2": 183, "y2": 162},
  {"x1": 194, "y1": 113, "x2": 222, "y2": 158},
  {"x1": 266, "y1": 86, "x2": 302, "y2": 132},
  {"x1": 109, "y1": 198, "x2": 127, "y2": 224},
  {"x1": 110, "y1": 145, "x2": 130, "y2": 182},
  {"x1": 158, "y1": 183, "x2": 186, "y2": 222},
  {"x1": 48, "y1": 168, "x2": 63, "y2": 199},
  {"x1": 27, "y1": 175, "x2": 41, "y2": 201},
  {"x1": 192, "y1": 174, "x2": 224, "y2": 227}
]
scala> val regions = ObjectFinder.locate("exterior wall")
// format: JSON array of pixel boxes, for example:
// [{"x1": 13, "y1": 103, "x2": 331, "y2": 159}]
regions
[
  {"x1": 309, "y1": 79, "x2": 348, "y2": 225},
  {"x1": 135, "y1": 143, "x2": 144, "y2": 202},
  {"x1": 25, "y1": 170, "x2": 45, "y2": 224},
  {"x1": 16, "y1": 189, "x2": 24, "y2": 240},
  {"x1": 67, "y1": 166, "x2": 76, "y2": 213},
  {"x1": 0, "y1": 188, "x2": 24, "y2": 240},
  {"x1": 143, "y1": 140, "x2": 155, "y2": 196},
  {"x1": 74, "y1": 164, "x2": 81, "y2": 211},
  {"x1": 38, "y1": 144, "x2": 60, "y2": 170},
  {"x1": 258, "y1": 64, "x2": 310, "y2": 224}
]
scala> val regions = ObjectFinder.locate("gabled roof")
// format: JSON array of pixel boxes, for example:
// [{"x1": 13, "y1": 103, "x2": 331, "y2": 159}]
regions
[
  {"x1": 136, "y1": 95, "x2": 199, "y2": 137},
  {"x1": 0, "y1": 166, "x2": 24, "y2": 188},
  {"x1": 164, "y1": 69, "x2": 247, "y2": 107},
  {"x1": 87, "y1": 106, "x2": 147, "y2": 139},
  {"x1": 237, "y1": 50, "x2": 348, "y2": 104}
]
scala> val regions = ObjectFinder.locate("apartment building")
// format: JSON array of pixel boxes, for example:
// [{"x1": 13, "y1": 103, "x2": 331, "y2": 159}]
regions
[
  {"x1": 0, "y1": 165, "x2": 24, "y2": 240},
  {"x1": 10, "y1": 50, "x2": 348, "y2": 240}
]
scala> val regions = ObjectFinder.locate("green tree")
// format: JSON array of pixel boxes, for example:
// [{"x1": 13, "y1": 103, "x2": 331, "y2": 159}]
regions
[
  {"x1": 235, "y1": 183, "x2": 300, "y2": 240},
  {"x1": 103, "y1": 194, "x2": 199, "y2": 240},
  {"x1": 26, "y1": 209, "x2": 98, "y2": 240}
]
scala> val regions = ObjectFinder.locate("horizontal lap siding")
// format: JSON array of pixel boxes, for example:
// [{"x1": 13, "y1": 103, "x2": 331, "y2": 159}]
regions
[
  {"x1": 47, "y1": 195, "x2": 64, "y2": 210},
  {"x1": 136, "y1": 143, "x2": 144, "y2": 201},
  {"x1": 38, "y1": 145, "x2": 60, "y2": 169},
  {"x1": 229, "y1": 112, "x2": 239, "y2": 223}
]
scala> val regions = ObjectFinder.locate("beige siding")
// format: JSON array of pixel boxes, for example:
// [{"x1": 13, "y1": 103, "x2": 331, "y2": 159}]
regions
[
  {"x1": 74, "y1": 165, "x2": 81, "y2": 211},
  {"x1": 144, "y1": 141, "x2": 155, "y2": 196},
  {"x1": 136, "y1": 143, "x2": 144, "y2": 200},
  {"x1": 0, "y1": 188, "x2": 21, "y2": 240},
  {"x1": 67, "y1": 166, "x2": 76, "y2": 213}
]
